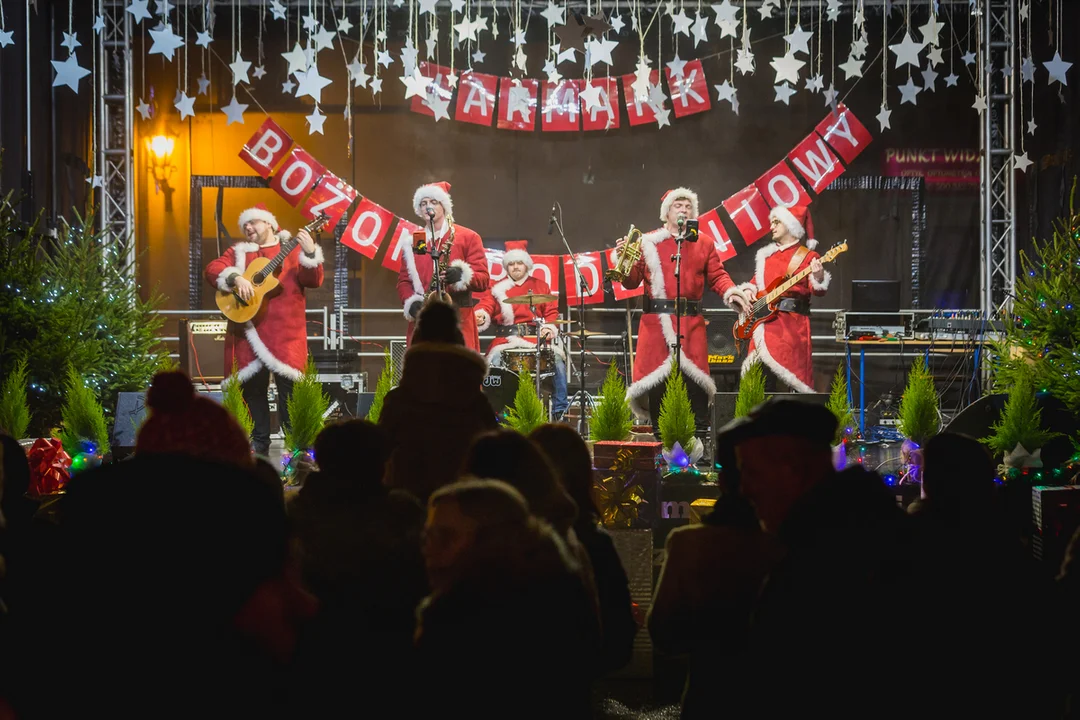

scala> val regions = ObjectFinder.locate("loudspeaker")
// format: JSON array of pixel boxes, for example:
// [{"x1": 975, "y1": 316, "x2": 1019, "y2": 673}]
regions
[
  {"x1": 179, "y1": 319, "x2": 227, "y2": 382},
  {"x1": 112, "y1": 391, "x2": 147, "y2": 458},
  {"x1": 712, "y1": 391, "x2": 829, "y2": 434},
  {"x1": 356, "y1": 392, "x2": 376, "y2": 419}
]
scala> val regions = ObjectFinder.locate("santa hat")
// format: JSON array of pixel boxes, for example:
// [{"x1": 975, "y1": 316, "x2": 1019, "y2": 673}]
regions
[
  {"x1": 136, "y1": 371, "x2": 253, "y2": 468},
  {"x1": 769, "y1": 204, "x2": 817, "y2": 247},
  {"x1": 501, "y1": 240, "x2": 534, "y2": 270},
  {"x1": 413, "y1": 181, "x2": 454, "y2": 220},
  {"x1": 659, "y1": 187, "x2": 700, "y2": 221},
  {"x1": 237, "y1": 203, "x2": 280, "y2": 234}
]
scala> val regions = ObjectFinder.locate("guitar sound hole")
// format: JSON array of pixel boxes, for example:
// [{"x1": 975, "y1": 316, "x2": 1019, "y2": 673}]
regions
[{"x1": 253, "y1": 274, "x2": 264, "y2": 284}]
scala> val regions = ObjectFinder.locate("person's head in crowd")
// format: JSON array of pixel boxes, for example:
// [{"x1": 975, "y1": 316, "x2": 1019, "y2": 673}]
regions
[
  {"x1": 252, "y1": 456, "x2": 286, "y2": 505},
  {"x1": 779, "y1": 466, "x2": 901, "y2": 548},
  {"x1": 413, "y1": 298, "x2": 466, "y2": 346},
  {"x1": 136, "y1": 370, "x2": 253, "y2": 467},
  {"x1": 462, "y1": 429, "x2": 578, "y2": 535},
  {"x1": 312, "y1": 419, "x2": 390, "y2": 484},
  {"x1": 714, "y1": 397, "x2": 838, "y2": 531},
  {"x1": 54, "y1": 455, "x2": 316, "y2": 665},
  {"x1": 529, "y1": 424, "x2": 598, "y2": 527},
  {"x1": 0, "y1": 433, "x2": 34, "y2": 529},
  {"x1": 921, "y1": 432, "x2": 996, "y2": 511},
  {"x1": 422, "y1": 478, "x2": 535, "y2": 593}
]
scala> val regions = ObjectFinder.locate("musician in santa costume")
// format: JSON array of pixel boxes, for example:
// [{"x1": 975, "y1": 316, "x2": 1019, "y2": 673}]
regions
[
  {"x1": 618, "y1": 188, "x2": 751, "y2": 447},
  {"x1": 737, "y1": 204, "x2": 830, "y2": 393},
  {"x1": 474, "y1": 240, "x2": 569, "y2": 419},
  {"x1": 397, "y1": 181, "x2": 489, "y2": 352},
  {"x1": 205, "y1": 203, "x2": 324, "y2": 455}
]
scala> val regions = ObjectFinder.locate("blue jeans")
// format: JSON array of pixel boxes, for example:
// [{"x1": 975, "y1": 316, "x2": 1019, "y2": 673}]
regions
[{"x1": 552, "y1": 357, "x2": 569, "y2": 415}]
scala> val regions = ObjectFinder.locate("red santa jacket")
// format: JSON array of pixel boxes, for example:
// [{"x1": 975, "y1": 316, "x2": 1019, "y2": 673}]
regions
[
  {"x1": 204, "y1": 235, "x2": 325, "y2": 383},
  {"x1": 475, "y1": 275, "x2": 563, "y2": 365},
  {"x1": 739, "y1": 240, "x2": 830, "y2": 393},
  {"x1": 622, "y1": 228, "x2": 742, "y2": 415},
  {"x1": 397, "y1": 223, "x2": 489, "y2": 352}
]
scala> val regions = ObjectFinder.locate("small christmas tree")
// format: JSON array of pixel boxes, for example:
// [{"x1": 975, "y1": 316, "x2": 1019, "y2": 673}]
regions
[
  {"x1": 366, "y1": 349, "x2": 394, "y2": 423},
  {"x1": 221, "y1": 359, "x2": 254, "y2": 438},
  {"x1": 591, "y1": 364, "x2": 633, "y2": 442},
  {"x1": 826, "y1": 365, "x2": 857, "y2": 446},
  {"x1": 991, "y1": 178, "x2": 1080, "y2": 411},
  {"x1": 283, "y1": 358, "x2": 330, "y2": 456},
  {"x1": 0, "y1": 356, "x2": 31, "y2": 439},
  {"x1": 898, "y1": 360, "x2": 939, "y2": 446},
  {"x1": 506, "y1": 369, "x2": 546, "y2": 435},
  {"x1": 735, "y1": 361, "x2": 767, "y2": 418},
  {"x1": 983, "y1": 364, "x2": 1061, "y2": 458},
  {"x1": 658, "y1": 371, "x2": 695, "y2": 453},
  {"x1": 58, "y1": 366, "x2": 110, "y2": 458}
]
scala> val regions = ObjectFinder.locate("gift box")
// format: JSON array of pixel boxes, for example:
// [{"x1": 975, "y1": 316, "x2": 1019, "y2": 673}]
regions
[
  {"x1": 27, "y1": 438, "x2": 71, "y2": 497},
  {"x1": 592, "y1": 441, "x2": 662, "y2": 529}
]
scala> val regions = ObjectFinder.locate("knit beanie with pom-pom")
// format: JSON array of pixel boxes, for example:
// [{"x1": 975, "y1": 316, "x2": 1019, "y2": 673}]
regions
[{"x1": 136, "y1": 371, "x2": 253, "y2": 468}]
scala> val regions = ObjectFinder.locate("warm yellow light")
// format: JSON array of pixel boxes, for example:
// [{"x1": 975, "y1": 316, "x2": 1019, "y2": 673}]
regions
[{"x1": 147, "y1": 135, "x2": 175, "y2": 161}]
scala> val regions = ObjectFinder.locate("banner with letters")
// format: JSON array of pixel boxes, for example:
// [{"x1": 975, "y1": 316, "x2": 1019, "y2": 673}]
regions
[{"x1": 238, "y1": 103, "x2": 869, "y2": 302}]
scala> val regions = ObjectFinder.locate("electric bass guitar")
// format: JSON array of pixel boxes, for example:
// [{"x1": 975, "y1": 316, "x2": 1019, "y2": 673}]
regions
[
  {"x1": 732, "y1": 240, "x2": 848, "y2": 349},
  {"x1": 215, "y1": 213, "x2": 330, "y2": 324}
]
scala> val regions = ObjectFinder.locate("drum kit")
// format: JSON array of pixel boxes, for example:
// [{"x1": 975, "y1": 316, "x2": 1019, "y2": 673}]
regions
[{"x1": 480, "y1": 291, "x2": 599, "y2": 420}]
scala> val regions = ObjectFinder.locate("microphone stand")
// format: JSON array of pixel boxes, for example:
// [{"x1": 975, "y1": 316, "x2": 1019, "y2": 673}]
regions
[
  {"x1": 427, "y1": 212, "x2": 443, "y2": 299},
  {"x1": 552, "y1": 203, "x2": 590, "y2": 436},
  {"x1": 672, "y1": 221, "x2": 686, "y2": 373}
]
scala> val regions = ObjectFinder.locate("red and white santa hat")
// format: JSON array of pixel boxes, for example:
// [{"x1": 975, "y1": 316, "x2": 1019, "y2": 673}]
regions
[
  {"x1": 769, "y1": 204, "x2": 817, "y2": 247},
  {"x1": 413, "y1": 181, "x2": 454, "y2": 220},
  {"x1": 659, "y1": 187, "x2": 700, "y2": 221},
  {"x1": 237, "y1": 203, "x2": 280, "y2": 234},
  {"x1": 501, "y1": 240, "x2": 533, "y2": 270}
]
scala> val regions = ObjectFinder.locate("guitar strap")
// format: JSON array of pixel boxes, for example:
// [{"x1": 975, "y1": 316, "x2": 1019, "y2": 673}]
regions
[{"x1": 784, "y1": 246, "x2": 810, "y2": 280}]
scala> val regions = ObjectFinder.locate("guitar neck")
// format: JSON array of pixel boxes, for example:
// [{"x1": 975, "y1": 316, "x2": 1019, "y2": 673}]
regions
[
  {"x1": 764, "y1": 257, "x2": 835, "y2": 303},
  {"x1": 262, "y1": 239, "x2": 298, "y2": 275}
]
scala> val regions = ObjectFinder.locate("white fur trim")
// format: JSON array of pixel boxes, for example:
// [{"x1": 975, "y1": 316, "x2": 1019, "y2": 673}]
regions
[
  {"x1": 659, "y1": 187, "x2": 700, "y2": 222},
  {"x1": 501, "y1": 249, "x2": 534, "y2": 270},
  {"x1": 403, "y1": 293, "x2": 425, "y2": 321},
  {"x1": 216, "y1": 266, "x2": 244, "y2": 293},
  {"x1": 722, "y1": 285, "x2": 745, "y2": 309},
  {"x1": 641, "y1": 227, "x2": 672, "y2": 248},
  {"x1": 449, "y1": 259, "x2": 473, "y2": 292},
  {"x1": 769, "y1": 206, "x2": 805, "y2": 240},
  {"x1": 475, "y1": 309, "x2": 492, "y2": 332},
  {"x1": 413, "y1": 184, "x2": 454, "y2": 220},
  {"x1": 488, "y1": 334, "x2": 566, "y2": 366},
  {"x1": 754, "y1": 243, "x2": 783, "y2": 291},
  {"x1": 737, "y1": 282, "x2": 758, "y2": 298},
  {"x1": 639, "y1": 235, "x2": 667, "y2": 299},
  {"x1": 232, "y1": 242, "x2": 262, "y2": 273},
  {"x1": 490, "y1": 278, "x2": 517, "y2": 327},
  {"x1": 238, "y1": 208, "x2": 278, "y2": 234},
  {"x1": 809, "y1": 269, "x2": 831, "y2": 292},
  {"x1": 224, "y1": 359, "x2": 264, "y2": 387},
  {"x1": 626, "y1": 355, "x2": 674, "y2": 418},
  {"x1": 806, "y1": 239, "x2": 818, "y2": 250},
  {"x1": 400, "y1": 242, "x2": 425, "y2": 296},
  {"x1": 297, "y1": 244, "x2": 325, "y2": 268},
  {"x1": 742, "y1": 323, "x2": 815, "y2": 394},
  {"x1": 243, "y1": 323, "x2": 303, "y2": 381}
]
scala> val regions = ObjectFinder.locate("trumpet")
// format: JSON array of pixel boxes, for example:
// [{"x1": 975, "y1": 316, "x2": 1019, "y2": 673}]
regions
[{"x1": 605, "y1": 225, "x2": 643, "y2": 283}]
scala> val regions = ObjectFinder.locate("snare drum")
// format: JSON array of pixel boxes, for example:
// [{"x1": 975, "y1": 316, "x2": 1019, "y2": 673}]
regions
[
  {"x1": 481, "y1": 367, "x2": 519, "y2": 418},
  {"x1": 503, "y1": 346, "x2": 554, "y2": 375}
]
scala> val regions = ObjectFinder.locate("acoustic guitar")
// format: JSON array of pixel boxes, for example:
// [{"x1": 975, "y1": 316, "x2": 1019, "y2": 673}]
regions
[
  {"x1": 215, "y1": 213, "x2": 330, "y2": 324},
  {"x1": 732, "y1": 240, "x2": 848, "y2": 349}
]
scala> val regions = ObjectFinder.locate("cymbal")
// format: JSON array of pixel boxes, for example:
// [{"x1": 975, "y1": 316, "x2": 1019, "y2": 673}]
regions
[{"x1": 502, "y1": 293, "x2": 559, "y2": 305}]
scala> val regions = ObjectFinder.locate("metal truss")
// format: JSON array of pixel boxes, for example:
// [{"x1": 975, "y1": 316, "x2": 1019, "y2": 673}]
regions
[
  {"x1": 97, "y1": 1, "x2": 135, "y2": 276},
  {"x1": 979, "y1": 0, "x2": 1017, "y2": 315}
]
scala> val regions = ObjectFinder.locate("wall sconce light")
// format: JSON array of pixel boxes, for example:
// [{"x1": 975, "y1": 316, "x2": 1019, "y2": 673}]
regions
[{"x1": 146, "y1": 133, "x2": 177, "y2": 211}]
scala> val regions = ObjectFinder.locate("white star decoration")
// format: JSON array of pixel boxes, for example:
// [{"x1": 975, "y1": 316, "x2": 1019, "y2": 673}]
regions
[
  {"x1": 962, "y1": 51, "x2": 976, "y2": 66},
  {"x1": 93, "y1": 16, "x2": 105, "y2": 34},
  {"x1": 126, "y1": 0, "x2": 152, "y2": 24},
  {"x1": 972, "y1": 95, "x2": 987, "y2": 113},
  {"x1": 197, "y1": 75, "x2": 211, "y2": 95},
  {"x1": 540, "y1": 2, "x2": 565, "y2": 26},
  {"x1": 51, "y1": 55, "x2": 91, "y2": 92},
  {"x1": 174, "y1": 91, "x2": 195, "y2": 120},
  {"x1": 1044, "y1": 52, "x2": 1072, "y2": 86},
  {"x1": 839, "y1": 56, "x2": 864, "y2": 80},
  {"x1": 402, "y1": 69, "x2": 433, "y2": 99},
  {"x1": 889, "y1": 32, "x2": 925, "y2": 70},
  {"x1": 136, "y1": 98, "x2": 151, "y2": 120},
  {"x1": 1027, "y1": 118, "x2": 1037, "y2": 135},
  {"x1": 306, "y1": 105, "x2": 327, "y2": 134},
  {"x1": 580, "y1": 83, "x2": 606, "y2": 112},
  {"x1": 666, "y1": 55, "x2": 688, "y2": 80},
  {"x1": 61, "y1": 32, "x2": 81, "y2": 53},
  {"x1": 195, "y1": 31, "x2": 212, "y2": 48},
  {"x1": 876, "y1": 104, "x2": 892, "y2": 131},
  {"x1": 823, "y1": 83, "x2": 838, "y2": 107},
  {"x1": 1021, "y1": 57, "x2": 1036, "y2": 84},
  {"x1": 337, "y1": 16, "x2": 354, "y2": 34},
  {"x1": 774, "y1": 82, "x2": 796, "y2": 105},
  {"x1": 270, "y1": 0, "x2": 287, "y2": 20},
  {"x1": 691, "y1": 14, "x2": 710, "y2": 47},
  {"x1": 770, "y1": 53, "x2": 805, "y2": 85},
  {"x1": 927, "y1": 47, "x2": 944, "y2": 67},
  {"x1": 282, "y1": 43, "x2": 309, "y2": 75},
  {"x1": 945, "y1": 73, "x2": 959, "y2": 87},
  {"x1": 921, "y1": 66, "x2": 938, "y2": 91},
  {"x1": 221, "y1": 95, "x2": 247, "y2": 125},
  {"x1": 295, "y1": 65, "x2": 332, "y2": 102},
  {"x1": 806, "y1": 74, "x2": 824, "y2": 93},
  {"x1": 784, "y1": 25, "x2": 813, "y2": 56},
  {"x1": 281, "y1": 78, "x2": 296, "y2": 94},
  {"x1": 229, "y1": 52, "x2": 252, "y2": 85},
  {"x1": 348, "y1": 58, "x2": 370, "y2": 88},
  {"x1": 148, "y1": 25, "x2": 184, "y2": 60},
  {"x1": 918, "y1": 14, "x2": 945, "y2": 47},
  {"x1": 898, "y1": 77, "x2": 922, "y2": 105},
  {"x1": 670, "y1": 9, "x2": 693, "y2": 36},
  {"x1": 1014, "y1": 152, "x2": 1033, "y2": 173},
  {"x1": 588, "y1": 38, "x2": 618, "y2": 67},
  {"x1": 0, "y1": 29, "x2": 14, "y2": 48}
]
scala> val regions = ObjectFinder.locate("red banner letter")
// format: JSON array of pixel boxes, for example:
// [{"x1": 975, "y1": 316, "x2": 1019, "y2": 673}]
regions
[
  {"x1": 580, "y1": 78, "x2": 620, "y2": 131},
  {"x1": 485, "y1": 247, "x2": 507, "y2": 283},
  {"x1": 815, "y1": 103, "x2": 872, "y2": 164},
  {"x1": 497, "y1": 78, "x2": 538, "y2": 131},
  {"x1": 605, "y1": 247, "x2": 645, "y2": 300},
  {"x1": 563, "y1": 252, "x2": 605, "y2": 305},
  {"x1": 788, "y1": 132, "x2": 845, "y2": 193},
  {"x1": 381, "y1": 219, "x2": 420, "y2": 273},
  {"x1": 410, "y1": 62, "x2": 455, "y2": 119},
  {"x1": 341, "y1": 197, "x2": 394, "y2": 260},
  {"x1": 240, "y1": 118, "x2": 293, "y2": 178},
  {"x1": 621, "y1": 70, "x2": 660, "y2": 126},
  {"x1": 301, "y1": 171, "x2": 357, "y2": 226},
  {"x1": 270, "y1": 146, "x2": 326, "y2": 207},
  {"x1": 541, "y1": 79, "x2": 582, "y2": 132},
  {"x1": 455, "y1": 71, "x2": 498, "y2": 126},
  {"x1": 531, "y1": 254, "x2": 561, "y2": 291},
  {"x1": 698, "y1": 208, "x2": 736, "y2": 262},
  {"x1": 665, "y1": 60, "x2": 711, "y2": 118},
  {"x1": 722, "y1": 184, "x2": 771, "y2": 246},
  {"x1": 755, "y1": 160, "x2": 811, "y2": 209}
]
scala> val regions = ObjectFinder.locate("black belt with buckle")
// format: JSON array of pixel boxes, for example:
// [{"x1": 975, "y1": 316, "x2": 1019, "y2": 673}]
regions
[
  {"x1": 493, "y1": 323, "x2": 536, "y2": 337},
  {"x1": 643, "y1": 297, "x2": 702, "y2": 316},
  {"x1": 777, "y1": 297, "x2": 811, "y2": 316}
]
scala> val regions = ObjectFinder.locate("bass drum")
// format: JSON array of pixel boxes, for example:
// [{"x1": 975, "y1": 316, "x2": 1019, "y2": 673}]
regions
[{"x1": 481, "y1": 367, "x2": 520, "y2": 420}]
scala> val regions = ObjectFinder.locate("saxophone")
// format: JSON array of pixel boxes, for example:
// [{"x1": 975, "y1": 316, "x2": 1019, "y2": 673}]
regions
[
  {"x1": 426, "y1": 218, "x2": 457, "y2": 303},
  {"x1": 604, "y1": 225, "x2": 643, "y2": 283}
]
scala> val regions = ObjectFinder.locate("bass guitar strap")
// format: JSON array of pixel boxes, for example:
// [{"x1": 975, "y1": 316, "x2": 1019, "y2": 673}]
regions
[{"x1": 784, "y1": 246, "x2": 810, "y2": 280}]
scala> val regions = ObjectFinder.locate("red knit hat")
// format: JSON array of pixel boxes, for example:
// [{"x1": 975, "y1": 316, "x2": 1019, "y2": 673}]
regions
[
  {"x1": 769, "y1": 204, "x2": 816, "y2": 246},
  {"x1": 136, "y1": 371, "x2": 254, "y2": 468},
  {"x1": 502, "y1": 240, "x2": 534, "y2": 270}
]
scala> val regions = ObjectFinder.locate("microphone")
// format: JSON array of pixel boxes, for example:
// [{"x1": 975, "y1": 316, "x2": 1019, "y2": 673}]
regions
[
  {"x1": 548, "y1": 203, "x2": 556, "y2": 235},
  {"x1": 677, "y1": 213, "x2": 686, "y2": 227},
  {"x1": 426, "y1": 208, "x2": 435, "y2": 220}
]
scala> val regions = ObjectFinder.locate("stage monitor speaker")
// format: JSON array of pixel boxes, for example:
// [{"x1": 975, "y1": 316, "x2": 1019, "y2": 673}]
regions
[
  {"x1": 712, "y1": 391, "x2": 829, "y2": 436},
  {"x1": 179, "y1": 319, "x2": 227, "y2": 383},
  {"x1": 356, "y1": 392, "x2": 376, "y2": 419}
]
